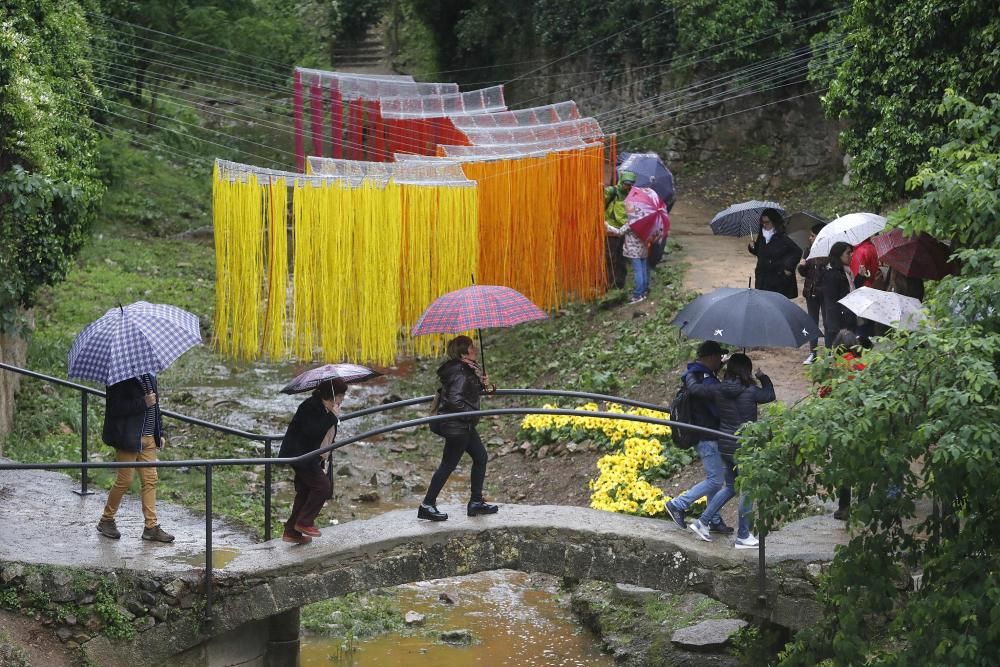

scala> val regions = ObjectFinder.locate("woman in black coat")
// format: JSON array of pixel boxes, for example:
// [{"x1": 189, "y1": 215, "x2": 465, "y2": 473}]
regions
[
  {"x1": 419, "y1": 335, "x2": 498, "y2": 522},
  {"x1": 820, "y1": 241, "x2": 867, "y2": 347},
  {"x1": 279, "y1": 378, "x2": 346, "y2": 544},
  {"x1": 748, "y1": 209, "x2": 803, "y2": 298}
]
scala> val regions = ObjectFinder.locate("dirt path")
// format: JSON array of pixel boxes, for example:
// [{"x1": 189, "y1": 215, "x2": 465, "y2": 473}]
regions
[{"x1": 668, "y1": 196, "x2": 814, "y2": 404}]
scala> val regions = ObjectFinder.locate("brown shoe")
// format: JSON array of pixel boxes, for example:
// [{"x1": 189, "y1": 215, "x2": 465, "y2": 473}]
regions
[
  {"x1": 294, "y1": 524, "x2": 322, "y2": 538},
  {"x1": 141, "y1": 525, "x2": 175, "y2": 543},
  {"x1": 282, "y1": 529, "x2": 312, "y2": 545},
  {"x1": 97, "y1": 519, "x2": 121, "y2": 540}
]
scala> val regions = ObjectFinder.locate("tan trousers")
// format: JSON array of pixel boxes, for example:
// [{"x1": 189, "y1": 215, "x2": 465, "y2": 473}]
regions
[{"x1": 101, "y1": 436, "x2": 159, "y2": 529}]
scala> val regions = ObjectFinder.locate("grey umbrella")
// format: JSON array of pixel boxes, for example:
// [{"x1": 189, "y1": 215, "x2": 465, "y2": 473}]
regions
[
  {"x1": 671, "y1": 287, "x2": 819, "y2": 348},
  {"x1": 710, "y1": 201, "x2": 786, "y2": 237}
]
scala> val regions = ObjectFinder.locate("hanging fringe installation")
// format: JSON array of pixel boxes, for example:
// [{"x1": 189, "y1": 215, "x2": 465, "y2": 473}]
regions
[{"x1": 214, "y1": 166, "x2": 478, "y2": 365}]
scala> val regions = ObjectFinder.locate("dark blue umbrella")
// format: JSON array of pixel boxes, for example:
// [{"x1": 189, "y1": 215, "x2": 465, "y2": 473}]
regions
[
  {"x1": 710, "y1": 200, "x2": 785, "y2": 237},
  {"x1": 671, "y1": 287, "x2": 819, "y2": 348},
  {"x1": 68, "y1": 302, "x2": 202, "y2": 385},
  {"x1": 619, "y1": 152, "x2": 675, "y2": 210}
]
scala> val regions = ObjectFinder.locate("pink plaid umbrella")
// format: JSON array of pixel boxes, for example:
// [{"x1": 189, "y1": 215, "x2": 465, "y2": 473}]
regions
[
  {"x1": 411, "y1": 285, "x2": 547, "y2": 371},
  {"x1": 623, "y1": 186, "x2": 670, "y2": 242},
  {"x1": 280, "y1": 363, "x2": 381, "y2": 394}
]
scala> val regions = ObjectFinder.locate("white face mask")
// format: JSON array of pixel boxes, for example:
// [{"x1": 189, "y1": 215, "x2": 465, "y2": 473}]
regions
[{"x1": 762, "y1": 228, "x2": 775, "y2": 243}]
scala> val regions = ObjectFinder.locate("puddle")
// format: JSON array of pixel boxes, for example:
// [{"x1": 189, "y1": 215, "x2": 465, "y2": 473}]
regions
[
  {"x1": 299, "y1": 571, "x2": 613, "y2": 666},
  {"x1": 162, "y1": 547, "x2": 241, "y2": 569}
]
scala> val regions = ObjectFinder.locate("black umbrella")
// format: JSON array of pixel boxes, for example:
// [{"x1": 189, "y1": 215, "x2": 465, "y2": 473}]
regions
[
  {"x1": 619, "y1": 152, "x2": 675, "y2": 209},
  {"x1": 785, "y1": 211, "x2": 829, "y2": 255},
  {"x1": 671, "y1": 288, "x2": 819, "y2": 348}
]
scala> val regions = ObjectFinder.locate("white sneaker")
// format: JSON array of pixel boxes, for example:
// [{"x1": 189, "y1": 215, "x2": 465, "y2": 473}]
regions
[
  {"x1": 735, "y1": 535, "x2": 759, "y2": 549},
  {"x1": 689, "y1": 520, "x2": 712, "y2": 542},
  {"x1": 803, "y1": 353, "x2": 816, "y2": 365}
]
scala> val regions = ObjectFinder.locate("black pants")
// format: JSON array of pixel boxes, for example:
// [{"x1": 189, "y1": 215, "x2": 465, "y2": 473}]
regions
[
  {"x1": 285, "y1": 461, "x2": 332, "y2": 532},
  {"x1": 605, "y1": 236, "x2": 627, "y2": 289},
  {"x1": 805, "y1": 295, "x2": 823, "y2": 351},
  {"x1": 423, "y1": 428, "x2": 488, "y2": 505}
]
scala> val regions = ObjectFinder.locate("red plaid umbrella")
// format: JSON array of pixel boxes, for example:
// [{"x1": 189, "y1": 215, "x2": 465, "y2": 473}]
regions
[
  {"x1": 411, "y1": 285, "x2": 547, "y2": 335},
  {"x1": 871, "y1": 229, "x2": 956, "y2": 280}
]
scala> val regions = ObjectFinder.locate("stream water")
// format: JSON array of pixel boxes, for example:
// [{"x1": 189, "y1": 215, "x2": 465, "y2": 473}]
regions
[{"x1": 299, "y1": 571, "x2": 613, "y2": 667}]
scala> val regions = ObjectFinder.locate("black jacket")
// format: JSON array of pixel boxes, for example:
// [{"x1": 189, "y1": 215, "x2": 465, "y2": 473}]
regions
[
  {"x1": 797, "y1": 257, "x2": 827, "y2": 300},
  {"x1": 683, "y1": 362, "x2": 721, "y2": 430},
  {"x1": 279, "y1": 394, "x2": 339, "y2": 468},
  {"x1": 435, "y1": 359, "x2": 485, "y2": 438},
  {"x1": 749, "y1": 232, "x2": 802, "y2": 298},
  {"x1": 690, "y1": 375, "x2": 776, "y2": 454},
  {"x1": 821, "y1": 263, "x2": 866, "y2": 335},
  {"x1": 102, "y1": 376, "x2": 162, "y2": 452}
]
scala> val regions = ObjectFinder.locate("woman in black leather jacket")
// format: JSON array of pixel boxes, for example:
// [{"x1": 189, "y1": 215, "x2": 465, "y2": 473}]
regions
[{"x1": 419, "y1": 335, "x2": 498, "y2": 521}]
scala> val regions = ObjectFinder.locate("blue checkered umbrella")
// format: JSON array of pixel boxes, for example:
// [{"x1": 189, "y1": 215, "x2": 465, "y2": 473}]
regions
[
  {"x1": 68, "y1": 302, "x2": 202, "y2": 386},
  {"x1": 710, "y1": 200, "x2": 785, "y2": 237}
]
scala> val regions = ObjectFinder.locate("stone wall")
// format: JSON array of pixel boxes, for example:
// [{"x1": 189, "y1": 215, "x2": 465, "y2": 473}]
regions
[
  {"x1": 504, "y1": 55, "x2": 843, "y2": 180},
  {"x1": 0, "y1": 313, "x2": 31, "y2": 456}
]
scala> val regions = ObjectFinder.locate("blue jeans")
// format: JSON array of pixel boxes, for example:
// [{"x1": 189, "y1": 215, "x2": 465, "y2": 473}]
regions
[
  {"x1": 630, "y1": 257, "x2": 649, "y2": 299},
  {"x1": 736, "y1": 495, "x2": 753, "y2": 539},
  {"x1": 670, "y1": 440, "x2": 727, "y2": 525}
]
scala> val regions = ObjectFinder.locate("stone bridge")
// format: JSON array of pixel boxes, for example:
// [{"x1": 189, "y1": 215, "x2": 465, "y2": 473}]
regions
[
  {"x1": 1, "y1": 465, "x2": 845, "y2": 666},
  {"x1": 76, "y1": 504, "x2": 843, "y2": 666}
]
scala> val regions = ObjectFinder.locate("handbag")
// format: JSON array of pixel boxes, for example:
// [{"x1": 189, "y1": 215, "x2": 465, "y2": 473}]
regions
[{"x1": 428, "y1": 388, "x2": 445, "y2": 436}]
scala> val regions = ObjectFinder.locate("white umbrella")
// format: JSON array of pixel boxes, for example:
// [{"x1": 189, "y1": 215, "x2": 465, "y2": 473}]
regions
[
  {"x1": 838, "y1": 287, "x2": 926, "y2": 330},
  {"x1": 806, "y1": 212, "x2": 887, "y2": 259}
]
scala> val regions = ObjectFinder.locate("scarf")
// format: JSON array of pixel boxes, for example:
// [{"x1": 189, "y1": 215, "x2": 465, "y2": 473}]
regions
[{"x1": 762, "y1": 228, "x2": 775, "y2": 243}]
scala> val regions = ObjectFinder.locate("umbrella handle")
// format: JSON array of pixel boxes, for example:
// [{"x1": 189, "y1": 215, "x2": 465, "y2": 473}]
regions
[{"x1": 476, "y1": 328, "x2": 487, "y2": 377}]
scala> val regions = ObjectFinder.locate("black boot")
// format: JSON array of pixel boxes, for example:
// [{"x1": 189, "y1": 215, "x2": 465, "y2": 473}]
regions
[
  {"x1": 418, "y1": 503, "x2": 448, "y2": 521},
  {"x1": 467, "y1": 500, "x2": 499, "y2": 517}
]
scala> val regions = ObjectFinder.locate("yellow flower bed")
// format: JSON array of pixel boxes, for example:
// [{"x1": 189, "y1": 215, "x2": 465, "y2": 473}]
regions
[{"x1": 520, "y1": 402, "x2": 701, "y2": 519}]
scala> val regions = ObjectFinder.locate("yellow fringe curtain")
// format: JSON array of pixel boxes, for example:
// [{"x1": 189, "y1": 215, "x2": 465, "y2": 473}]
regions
[
  {"x1": 214, "y1": 165, "x2": 478, "y2": 365},
  {"x1": 555, "y1": 144, "x2": 606, "y2": 301}
]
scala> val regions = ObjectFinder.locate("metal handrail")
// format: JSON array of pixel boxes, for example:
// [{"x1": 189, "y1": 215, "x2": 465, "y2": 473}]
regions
[{"x1": 0, "y1": 362, "x2": 766, "y2": 624}]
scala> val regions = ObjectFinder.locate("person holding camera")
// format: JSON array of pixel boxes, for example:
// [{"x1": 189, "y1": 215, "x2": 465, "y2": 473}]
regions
[{"x1": 418, "y1": 335, "x2": 498, "y2": 522}]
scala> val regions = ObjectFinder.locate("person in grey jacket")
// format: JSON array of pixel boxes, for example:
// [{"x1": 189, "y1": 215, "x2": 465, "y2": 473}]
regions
[
  {"x1": 418, "y1": 335, "x2": 498, "y2": 522},
  {"x1": 686, "y1": 354, "x2": 775, "y2": 548}
]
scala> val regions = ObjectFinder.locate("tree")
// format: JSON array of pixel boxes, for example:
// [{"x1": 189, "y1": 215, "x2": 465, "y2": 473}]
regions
[
  {"x1": 739, "y1": 91, "x2": 1000, "y2": 665},
  {"x1": 0, "y1": 0, "x2": 104, "y2": 332},
  {"x1": 816, "y1": 0, "x2": 1000, "y2": 206}
]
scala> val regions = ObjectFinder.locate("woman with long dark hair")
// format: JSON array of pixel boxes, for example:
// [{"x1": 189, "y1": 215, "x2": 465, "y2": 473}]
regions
[
  {"x1": 821, "y1": 241, "x2": 867, "y2": 346},
  {"x1": 279, "y1": 378, "x2": 347, "y2": 544},
  {"x1": 687, "y1": 353, "x2": 775, "y2": 549},
  {"x1": 419, "y1": 335, "x2": 498, "y2": 521},
  {"x1": 748, "y1": 208, "x2": 802, "y2": 298}
]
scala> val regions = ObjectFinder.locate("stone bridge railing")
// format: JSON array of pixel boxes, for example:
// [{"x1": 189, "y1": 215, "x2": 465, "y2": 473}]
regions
[{"x1": 82, "y1": 504, "x2": 844, "y2": 667}]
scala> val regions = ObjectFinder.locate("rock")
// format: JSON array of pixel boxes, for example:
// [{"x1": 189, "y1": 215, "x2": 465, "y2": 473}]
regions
[
  {"x1": 671, "y1": 619, "x2": 748, "y2": 651},
  {"x1": 382, "y1": 394, "x2": 403, "y2": 404},
  {"x1": 612, "y1": 583, "x2": 661, "y2": 605},
  {"x1": 51, "y1": 571, "x2": 73, "y2": 587},
  {"x1": 369, "y1": 471, "x2": 391, "y2": 487},
  {"x1": 139, "y1": 591, "x2": 157, "y2": 606},
  {"x1": 355, "y1": 491, "x2": 380, "y2": 503},
  {"x1": 56, "y1": 626, "x2": 73, "y2": 642},
  {"x1": 440, "y1": 629, "x2": 473, "y2": 644},
  {"x1": 178, "y1": 595, "x2": 196, "y2": 610},
  {"x1": 438, "y1": 593, "x2": 454, "y2": 605},
  {"x1": 404, "y1": 611, "x2": 425, "y2": 626},
  {"x1": 51, "y1": 586, "x2": 76, "y2": 603},
  {"x1": 163, "y1": 578, "x2": 187, "y2": 598},
  {"x1": 72, "y1": 633, "x2": 91, "y2": 644},
  {"x1": 150, "y1": 605, "x2": 170, "y2": 622},
  {"x1": 486, "y1": 436, "x2": 504, "y2": 446},
  {"x1": 23, "y1": 571, "x2": 44, "y2": 595},
  {"x1": 133, "y1": 616, "x2": 156, "y2": 632},
  {"x1": 407, "y1": 480, "x2": 427, "y2": 494},
  {"x1": 84, "y1": 613, "x2": 104, "y2": 633},
  {"x1": 126, "y1": 600, "x2": 147, "y2": 616},
  {"x1": 519, "y1": 442, "x2": 532, "y2": 453},
  {"x1": 328, "y1": 611, "x2": 343, "y2": 624},
  {"x1": 335, "y1": 465, "x2": 353, "y2": 477},
  {"x1": 565, "y1": 442, "x2": 581, "y2": 453},
  {"x1": 64, "y1": 614, "x2": 78, "y2": 626},
  {"x1": 77, "y1": 593, "x2": 95, "y2": 605},
  {"x1": 389, "y1": 446, "x2": 404, "y2": 453},
  {"x1": 805, "y1": 563, "x2": 823, "y2": 582},
  {"x1": 536, "y1": 445, "x2": 549, "y2": 459},
  {"x1": 138, "y1": 578, "x2": 160, "y2": 592},
  {"x1": 403, "y1": 442, "x2": 418, "y2": 451},
  {"x1": 1, "y1": 563, "x2": 24, "y2": 583}
]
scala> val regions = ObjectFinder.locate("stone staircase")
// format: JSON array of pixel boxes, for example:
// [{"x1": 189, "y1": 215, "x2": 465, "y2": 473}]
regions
[{"x1": 332, "y1": 27, "x2": 392, "y2": 74}]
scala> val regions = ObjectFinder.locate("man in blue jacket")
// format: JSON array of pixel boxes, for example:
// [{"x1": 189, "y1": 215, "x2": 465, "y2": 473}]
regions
[
  {"x1": 664, "y1": 341, "x2": 733, "y2": 535},
  {"x1": 96, "y1": 374, "x2": 174, "y2": 542}
]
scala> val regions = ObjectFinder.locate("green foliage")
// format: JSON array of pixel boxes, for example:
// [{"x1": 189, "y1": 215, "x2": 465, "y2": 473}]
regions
[
  {"x1": 0, "y1": 0, "x2": 104, "y2": 331},
  {"x1": 818, "y1": 0, "x2": 1000, "y2": 206},
  {"x1": 94, "y1": 584, "x2": 135, "y2": 641},
  {"x1": 738, "y1": 92, "x2": 1000, "y2": 665},
  {"x1": 300, "y1": 592, "x2": 403, "y2": 639},
  {"x1": 328, "y1": 0, "x2": 387, "y2": 43}
]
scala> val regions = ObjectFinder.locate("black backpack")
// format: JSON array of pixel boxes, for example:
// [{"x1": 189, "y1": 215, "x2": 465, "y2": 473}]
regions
[{"x1": 669, "y1": 372, "x2": 705, "y2": 449}]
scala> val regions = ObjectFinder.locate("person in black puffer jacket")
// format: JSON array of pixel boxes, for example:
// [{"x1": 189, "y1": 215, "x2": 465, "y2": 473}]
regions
[
  {"x1": 419, "y1": 335, "x2": 498, "y2": 522},
  {"x1": 748, "y1": 208, "x2": 803, "y2": 298},
  {"x1": 686, "y1": 354, "x2": 775, "y2": 549},
  {"x1": 821, "y1": 241, "x2": 867, "y2": 346}
]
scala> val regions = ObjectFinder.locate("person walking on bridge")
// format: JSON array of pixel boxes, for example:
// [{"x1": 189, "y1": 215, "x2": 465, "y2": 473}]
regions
[
  {"x1": 419, "y1": 335, "x2": 498, "y2": 521},
  {"x1": 279, "y1": 378, "x2": 347, "y2": 544},
  {"x1": 664, "y1": 341, "x2": 734, "y2": 536},
  {"x1": 97, "y1": 374, "x2": 174, "y2": 542}
]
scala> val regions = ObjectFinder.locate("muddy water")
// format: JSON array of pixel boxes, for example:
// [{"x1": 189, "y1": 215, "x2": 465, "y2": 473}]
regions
[{"x1": 299, "y1": 571, "x2": 612, "y2": 667}]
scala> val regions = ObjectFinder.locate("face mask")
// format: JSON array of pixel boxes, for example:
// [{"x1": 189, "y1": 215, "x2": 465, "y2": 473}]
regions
[{"x1": 762, "y1": 228, "x2": 775, "y2": 243}]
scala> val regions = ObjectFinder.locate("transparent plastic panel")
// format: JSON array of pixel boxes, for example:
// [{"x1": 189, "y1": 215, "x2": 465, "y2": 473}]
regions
[
  {"x1": 378, "y1": 86, "x2": 507, "y2": 119},
  {"x1": 306, "y1": 156, "x2": 473, "y2": 186},
  {"x1": 459, "y1": 117, "x2": 603, "y2": 145},
  {"x1": 295, "y1": 67, "x2": 458, "y2": 99},
  {"x1": 450, "y1": 101, "x2": 580, "y2": 128},
  {"x1": 440, "y1": 138, "x2": 590, "y2": 157}
]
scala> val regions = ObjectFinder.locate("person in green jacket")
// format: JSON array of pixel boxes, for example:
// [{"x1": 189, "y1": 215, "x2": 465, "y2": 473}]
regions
[{"x1": 604, "y1": 170, "x2": 635, "y2": 289}]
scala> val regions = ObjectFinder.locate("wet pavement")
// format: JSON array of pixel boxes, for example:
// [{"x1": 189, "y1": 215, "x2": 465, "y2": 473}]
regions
[{"x1": 0, "y1": 459, "x2": 256, "y2": 573}]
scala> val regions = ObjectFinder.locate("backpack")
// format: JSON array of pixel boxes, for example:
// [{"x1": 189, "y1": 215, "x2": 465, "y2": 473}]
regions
[{"x1": 669, "y1": 372, "x2": 705, "y2": 449}]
